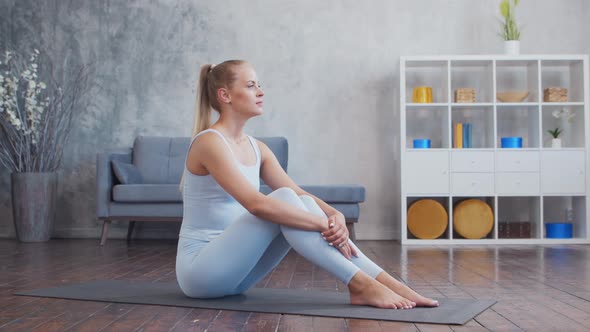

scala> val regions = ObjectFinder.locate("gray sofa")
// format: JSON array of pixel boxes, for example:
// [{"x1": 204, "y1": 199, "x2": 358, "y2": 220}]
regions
[{"x1": 96, "y1": 136, "x2": 365, "y2": 245}]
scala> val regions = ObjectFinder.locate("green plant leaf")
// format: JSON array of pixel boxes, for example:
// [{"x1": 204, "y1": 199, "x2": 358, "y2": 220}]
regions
[{"x1": 500, "y1": 0, "x2": 510, "y2": 18}]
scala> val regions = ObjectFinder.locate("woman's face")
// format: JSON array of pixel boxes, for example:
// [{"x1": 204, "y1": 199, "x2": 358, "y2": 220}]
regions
[{"x1": 226, "y1": 64, "x2": 264, "y2": 117}]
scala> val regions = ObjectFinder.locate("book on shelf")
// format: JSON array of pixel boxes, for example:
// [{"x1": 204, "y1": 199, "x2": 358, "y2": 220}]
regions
[{"x1": 454, "y1": 122, "x2": 472, "y2": 148}]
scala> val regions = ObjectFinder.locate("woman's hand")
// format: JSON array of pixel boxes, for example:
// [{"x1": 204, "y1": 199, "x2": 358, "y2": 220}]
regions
[{"x1": 321, "y1": 213, "x2": 358, "y2": 259}]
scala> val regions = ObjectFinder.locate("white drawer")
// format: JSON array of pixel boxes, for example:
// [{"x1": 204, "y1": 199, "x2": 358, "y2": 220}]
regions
[
  {"x1": 496, "y1": 172, "x2": 540, "y2": 195},
  {"x1": 451, "y1": 173, "x2": 494, "y2": 195},
  {"x1": 405, "y1": 151, "x2": 449, "y2": 194},
  {"x1": 541, "y1": 151, "x2": 585, "y2": 194},
  {"x1": 451, "y1": 151, "x2": 494, "y2": 172},
  {"x1": 496, "y1": 151, "x2": 540, "y2": 172}
]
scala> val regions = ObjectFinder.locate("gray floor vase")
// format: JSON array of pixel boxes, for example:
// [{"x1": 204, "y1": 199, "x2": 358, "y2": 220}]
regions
[{"x1": 16, "y1": 280, "x2": 496, "y2": 325}]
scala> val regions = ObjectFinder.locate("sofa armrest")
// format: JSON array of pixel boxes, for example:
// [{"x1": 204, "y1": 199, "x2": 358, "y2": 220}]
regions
[{"x1": 96, "y1": 148, "x2": 132, "y2": 219}]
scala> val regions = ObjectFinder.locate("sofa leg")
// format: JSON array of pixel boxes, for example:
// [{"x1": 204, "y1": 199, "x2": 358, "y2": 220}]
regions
[
  {"x1": 346, "y1": 223, "x2": 356, "y2": 242},
  {"x1": 127, "y1": 221, "x2": 136, "y2": 243},
  {"x1": 100, "y1": 220, "x2": 111, "y2": 246}
]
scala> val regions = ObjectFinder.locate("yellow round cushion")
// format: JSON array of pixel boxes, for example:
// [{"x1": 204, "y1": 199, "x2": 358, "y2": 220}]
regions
[
  {"x1": 453, "y1": 199, "x2": 494, "y2": 239},
  {"x1": 407, "y1": 199, "x2": 448, "y2": 239}
]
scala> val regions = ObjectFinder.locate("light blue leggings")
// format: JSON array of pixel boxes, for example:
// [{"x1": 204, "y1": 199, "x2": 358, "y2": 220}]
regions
[{"x1": 175, "y1": 187, "x2": 383, "y2": 298}]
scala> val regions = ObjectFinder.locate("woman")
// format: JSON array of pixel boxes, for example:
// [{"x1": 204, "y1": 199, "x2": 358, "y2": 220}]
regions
[{"x1": 176, "y1": 60, "x2": 438, "y2": 309}]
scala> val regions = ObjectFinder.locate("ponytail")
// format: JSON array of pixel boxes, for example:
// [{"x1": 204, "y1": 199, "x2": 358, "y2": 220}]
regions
[
  {"x1": 179, "y1": 60, "x2": 247, "y2": 192},
  {"x1": 192, "y1": 64, "x2": 215, "y2": 137},
  {"x1": 180, "y1": 64, "x2": 214, "y2": 191}
]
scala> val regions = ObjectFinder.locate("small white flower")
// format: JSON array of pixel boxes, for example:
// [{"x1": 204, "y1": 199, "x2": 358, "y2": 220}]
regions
[
  {"x1": 29, "y1": 81, "x2": 36, "y2": 89},
  {"x1": 34, "y1": 49, "x2": 39, "y2": 54},
  {"x1": 39, "y1": 82, "x2": 46, "y2": 89}
]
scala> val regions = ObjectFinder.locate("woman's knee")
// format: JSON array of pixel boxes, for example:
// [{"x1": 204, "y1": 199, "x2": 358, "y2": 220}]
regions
[
  {"x1": 298, "y1": 194, "x2": 326, "y2": 217},
  {"x1": 269, "y1": 187, "x2": 306, "y2": 209}
]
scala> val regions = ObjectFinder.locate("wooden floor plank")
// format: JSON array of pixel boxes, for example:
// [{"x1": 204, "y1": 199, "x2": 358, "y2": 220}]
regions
[
  {"x1": 276, "y1": 314, "x2": 313, "y2": 332},
  {"x1": 168, "y1": 309, "x2": 219, "y2": 331},
  {"x1": 1, "y1": 239, "x2": 590, "y2": 331},
  {"x1": 134, "y1": 306, "x2": 191, "y2": 332},
  {"x1": 242, "y1": 312, "x2": 281, "y2": 332}
]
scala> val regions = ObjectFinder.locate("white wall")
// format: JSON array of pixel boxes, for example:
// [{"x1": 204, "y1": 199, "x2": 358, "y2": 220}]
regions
[{"x1": 1, "y1": 0, "x2": 589, "y2": 240}]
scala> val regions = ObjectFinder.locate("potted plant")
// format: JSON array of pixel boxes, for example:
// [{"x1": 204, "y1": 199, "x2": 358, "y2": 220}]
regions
[
  {"x1": 547, "y1": 128, "x2": 562, "y2": 148},
  {"x1": 499, "y1": 0, "x2": 521, "y2": 55},
  {"x1": 0, "y1": 49, "x2": 91, "y2": 242},
  {"x1": 547, "y1": 108, "x2": 576, "y2": 148}
]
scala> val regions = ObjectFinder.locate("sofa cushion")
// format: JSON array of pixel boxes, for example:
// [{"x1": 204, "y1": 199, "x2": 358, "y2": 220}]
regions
[
  {"x1": 259, "y1": 185, "x2": 365, "y2": 203},
  {"x1": 133, "y1": 136, "x2": 190, "y2": 184},
  {"x1": 113, "y1": 184, "x2": 182, "y2": 202},
  {"x1": 109, "y1": 202, "x2": 183, "y2": 218},
  {"x1": 111, "y1": 160, "x2": 143, "y2": 184},
  {"x1": 133, "y1": 136, "x2": 287, "y2": 184}
]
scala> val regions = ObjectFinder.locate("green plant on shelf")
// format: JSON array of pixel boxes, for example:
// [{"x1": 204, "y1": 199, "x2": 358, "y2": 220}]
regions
[
  {"x1": 547, "y1": 127, "x2": 562, "y2": 139},
  {"x1": 498, "y1": 0, "x2": 521, "y2": 41}
]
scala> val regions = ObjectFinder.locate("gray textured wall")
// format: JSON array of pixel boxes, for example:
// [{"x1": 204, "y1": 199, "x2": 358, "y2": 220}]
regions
[{"x1": 1, "y1": 0, "x2": 589, "y2": 240}]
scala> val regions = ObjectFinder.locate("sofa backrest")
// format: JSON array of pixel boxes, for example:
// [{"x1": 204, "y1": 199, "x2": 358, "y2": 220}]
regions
[{"x1": 132, "y1": 135, "x2": 288, "y2": 184}]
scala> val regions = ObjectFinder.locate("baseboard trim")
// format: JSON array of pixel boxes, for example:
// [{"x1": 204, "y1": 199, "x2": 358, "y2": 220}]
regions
[{"x1": 355, "y1": 229, "x2": 398, "y2": 240}]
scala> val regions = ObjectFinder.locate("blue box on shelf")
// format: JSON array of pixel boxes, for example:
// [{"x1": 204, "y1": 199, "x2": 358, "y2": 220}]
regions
[
  {"x1": 501, "y1": 136, "x2": 523, "y2": 148},
  {"x1": 413, "y1": 139, "x2": 431, "y2": 149},
  {"x1": 545, "y1": 223, "x2": 573, "y2": 239}
]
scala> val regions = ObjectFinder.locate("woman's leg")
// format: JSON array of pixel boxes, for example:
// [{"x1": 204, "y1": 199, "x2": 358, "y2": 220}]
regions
[
  {"x1": 299, "y1": 194, "x2": 438, "y2": 307},
  {"x1": 176, "y1": 187, "x2": 297, "y2": 298},
  {"x1": 178, "y1": 187, "x2": 415, "y2": 308},
  {"x1": 298, "y1": 195, "x2": 383, "y2": 278}
]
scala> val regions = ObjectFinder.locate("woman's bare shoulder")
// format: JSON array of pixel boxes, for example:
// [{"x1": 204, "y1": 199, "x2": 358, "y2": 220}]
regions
[
  {"x1": 253, "y1": 138, "x2": 272, "y2": 160},
  {"x1": 191, "y1": 131, "x2": 225, "y2": 152},
  {"x1": 186, "y1": 131, "x2": 229, "y2": 174}
]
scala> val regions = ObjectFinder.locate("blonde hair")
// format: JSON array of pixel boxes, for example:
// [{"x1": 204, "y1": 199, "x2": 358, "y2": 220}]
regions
[{"x1": 179, "y1": 60, "x2": 247, "y2": 191}]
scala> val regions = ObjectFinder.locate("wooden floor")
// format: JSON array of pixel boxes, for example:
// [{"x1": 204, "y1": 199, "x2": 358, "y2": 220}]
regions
[{"x1": 1, "y1": 239, "x2": 590, "y2": 332}]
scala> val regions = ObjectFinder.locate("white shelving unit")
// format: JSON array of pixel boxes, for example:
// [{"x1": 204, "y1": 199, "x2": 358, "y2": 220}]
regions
[{"x1": 400, "y1": 54, "x2": 590, "y2": 245}]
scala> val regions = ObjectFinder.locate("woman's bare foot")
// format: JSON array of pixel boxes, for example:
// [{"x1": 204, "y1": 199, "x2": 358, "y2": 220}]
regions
[
  {"x1": 376, "y1": 272, "x2": 439, "y2": 307},
  {"x1": 348, "y1": 271, "x2": 414, "y2": 309}
]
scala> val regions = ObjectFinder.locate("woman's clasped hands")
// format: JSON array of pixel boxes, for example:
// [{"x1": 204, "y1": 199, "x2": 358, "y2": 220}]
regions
[{"x1": 321, "y1": 214, "x2": 358, "y2": 260}]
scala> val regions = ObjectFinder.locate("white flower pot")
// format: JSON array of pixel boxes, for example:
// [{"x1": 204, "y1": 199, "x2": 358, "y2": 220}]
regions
[
  {"x1": 504, "y1": 40, "x2": 520, "y2": 55},
  {"x1": 551, "y1": 138, "x2": 562, "y2": 148}
]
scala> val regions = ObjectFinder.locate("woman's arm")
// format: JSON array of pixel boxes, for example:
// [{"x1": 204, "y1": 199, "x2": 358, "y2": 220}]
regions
[
  {"x1": 257, "y1": 139, "x2": 357, "y2": 258},
  {"x1": 257, "y1": 141, "x2": 342, "y2": 219},
  {"x1": 189, "y1": 132, "x2": 328, "y2": 232}
]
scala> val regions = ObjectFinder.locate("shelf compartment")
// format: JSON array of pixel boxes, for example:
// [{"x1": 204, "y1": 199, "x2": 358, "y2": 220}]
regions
[
  {"x1": 451, "y1": 60, "x2": 494, "y2": 103},
  {"x1": 406, "y1": 196, "x2": 450, "y2": 240},
  {"x1": 451, "y1": 106, "x2": 494, "y2": 148},
  {"x1": 541, "y1": 59, "x2": 585, "y2": 103},
  {"x1": 543, "y1": 196, "x2": 586, "y2": 239},
  {"x1": 406, "y1": 106, "x2": 449, "y2": 149},
  {"x1": 496, "y1": 60, "x2": 539, "y2": 103},
  {"x1": 404, "y1": 60, "x2": 449, "y2": 103},
  {"x1": 451, "y1": 196, "x2": 495, "y2": 240},
  {"x1": 497, "y1": 105, "x2": 540, "y2": 148},
  {"x1": 541, "y1": 150, "x2": 585, "y2": 194},
  {"x1": 541, "y1": 105, "x2": 585, "y2": 148},
  {"x1": 405, "y1": 150, "x2": 449, "y2": 194},
  {"x1": 497, "y1": 196, "x2": 541, "y2": 239}
]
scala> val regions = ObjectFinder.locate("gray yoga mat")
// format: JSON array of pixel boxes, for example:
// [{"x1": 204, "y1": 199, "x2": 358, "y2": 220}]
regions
[{"x1": 16, "y1": 280, "x2": 495, "y2": 325}]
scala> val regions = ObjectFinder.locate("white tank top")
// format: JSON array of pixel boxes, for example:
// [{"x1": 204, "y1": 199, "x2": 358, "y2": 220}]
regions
[{"x1": 179, "y1": 128, "x2": 261, "y2": 241}]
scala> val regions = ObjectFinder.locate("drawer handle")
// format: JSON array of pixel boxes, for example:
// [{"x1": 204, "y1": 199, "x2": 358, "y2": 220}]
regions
[
  {"x1": 471, "y1": 182, "x2": 477, "y2": 186},
  {"x1": 516, "y1": 181, "x2": 521, "y2": 186},
  {"x1": 442, "y1": 170, "x2": 447, "y2": 175},
  {"x1": 515, "y1": 160, "x2": 521, "y2": 164}
]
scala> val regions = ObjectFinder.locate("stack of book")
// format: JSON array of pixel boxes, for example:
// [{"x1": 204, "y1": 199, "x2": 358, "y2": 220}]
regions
[
  {"x1": 498, "y1": 221, "x2": 532, "y2": 238},
  {"x1": 453, "y1": 122, "x2": 472, "y2": 148}
]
